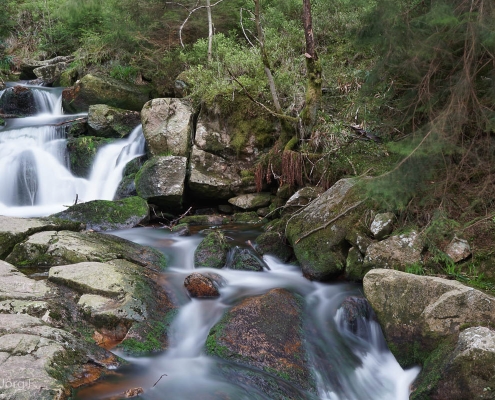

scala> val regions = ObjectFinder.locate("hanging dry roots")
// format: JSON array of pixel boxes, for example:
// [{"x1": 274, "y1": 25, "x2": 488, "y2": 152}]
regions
[
  {"x1": 282, "y1": 150, "x2": 303, "y2": 187},
  {"x1": 255, "y1": 163, "x2": 265, "y2": 192}
]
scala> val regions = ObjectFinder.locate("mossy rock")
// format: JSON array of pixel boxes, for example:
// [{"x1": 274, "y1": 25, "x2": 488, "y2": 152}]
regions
[
  {"x1": 285, "y1": 179, "x2": 365, "y2": 281},
  {"x1": 229, "y1": 247, "x2": 265, "y2": 271},
  {"x1": 206, "y1": 288, "x2": 315, "y2": 393},
  {"x1": 255, "y1": 231, "x2": 293, "y2": 263},
  {"x1": 51, "y1": 197, "x2": 149, "y2": 231},
  {"x1": 232, "y1": 212, "x2": 262, "y2": 224},
  {"x1": 66, "y1": 136, "x2": 115, "y2": 177},
  {"x1": 194, "y1": 231, "x2": 230, "y2": 269}
]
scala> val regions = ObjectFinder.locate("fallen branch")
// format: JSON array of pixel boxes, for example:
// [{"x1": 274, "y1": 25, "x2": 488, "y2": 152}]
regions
[
  {"x1": 294, "y1": 200, "x2": 365, "y2": 244},
  {"x1": 49, "y1": 117, "x2": 87, "y2": 127},
  {"x1": 153, "y1": 374, "x2": 168, "y2": 388}
]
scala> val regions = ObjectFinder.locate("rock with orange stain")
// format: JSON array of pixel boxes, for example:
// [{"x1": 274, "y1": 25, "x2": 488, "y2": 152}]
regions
[
  {"x1": 206, "y1": 288, "x2": 315, "y2": 393},
  {"x1": 184, "y1": 272, "x2": 222, "y2": 298}
]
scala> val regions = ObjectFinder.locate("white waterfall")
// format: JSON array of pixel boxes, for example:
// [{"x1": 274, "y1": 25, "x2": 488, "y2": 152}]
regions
[{"x1": 0, "y1": 84, "x2": 145, "y2": 217}]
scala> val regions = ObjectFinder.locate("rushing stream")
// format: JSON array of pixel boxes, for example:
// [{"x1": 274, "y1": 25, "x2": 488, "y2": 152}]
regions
[
  {"x1": 0, "y1": 83, "x2": 145, "y2": 217},
  {"x1": 75, "y1": 227, "x2": 420, "y2": 400},
  {"x1": 0, "y1": 83, "x2": 419, "y2": 399}
]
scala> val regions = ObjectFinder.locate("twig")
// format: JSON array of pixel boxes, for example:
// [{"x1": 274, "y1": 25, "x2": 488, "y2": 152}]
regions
[
  {"x1": 227, "y1": 69, "x2": 298, "y2": 123},
  {"x1": 49, "y1": 117, "x2": 87, "y2": 127},
  {"x1": 153, "y1": 374, "x2": 168, "y2": 387},
  {"x1": 161, "y1": 207, "x2": 193, "y2": 230},
  {"x1": 294, "y1": 200, "x2": 365, "y2": 244}
]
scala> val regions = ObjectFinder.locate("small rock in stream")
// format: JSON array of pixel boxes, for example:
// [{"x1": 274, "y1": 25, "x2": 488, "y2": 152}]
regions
[{"x1": 184, "y1": 272, "x2": 222, "y2": 298}]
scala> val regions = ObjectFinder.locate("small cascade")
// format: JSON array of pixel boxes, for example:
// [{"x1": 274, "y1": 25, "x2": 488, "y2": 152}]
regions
[{"x1": 0, "y1": 84, "x2": 145, "y2": 217}]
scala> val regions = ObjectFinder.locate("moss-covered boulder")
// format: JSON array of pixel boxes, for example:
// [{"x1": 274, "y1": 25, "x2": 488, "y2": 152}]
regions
[
  {"x1": 135, "y1": 156, "x2": 187, "y2": 210},
  {"x1": 114, "y1": 157, "x2": 146, "y2": 200},
  {"x1": 286, "y1": 179, "x2": 365, "y2": 281},
  {"x1": 62, "y1": 74, "x2": 150, "y2": 113},
  {"x1": 194, "y1": 231, "x2": 230, "y2": 269},
  {"x1": 51, "y1": 197, "x2": 149, "y2": 231},
  {"x1": 206, "y1": 288, "x2": 314, "y2": 393},
  {"x1": 188, "y1": 146, "x2": 244, "y2": 200},
  {"x1": 141, "y1": 98, "x2": 193, "y2": 157},
  {"x1": 194, "y1": 94, "x2": 275, "y2": 163},
  {"x1": 0, "y1": 314, "x2": 119, "y2": 400},
  {"x1": 255, "y1": 231, "x2": 293, "y2": 262},
  {"x1": 5, "y1": 230, "x2": 167, "y2": 271},
  {"x1": 363, "y1": 269, "x2": 495, "y2": 398},
  {"x1": 0, "y1": 216, "x2": 82, "y2": 260},
  {"x1": 229, "y1": 247, "x2": 265, "y2": 271},
  {"x1": 88, "y1": 104, "x2": 140, "y2": 138},
  {"x1": 66, "y1": 136, "x2": 115, "y2": 177},
  {"x1": 345, "y1": 247, "x2": 368, "y2": 281}
]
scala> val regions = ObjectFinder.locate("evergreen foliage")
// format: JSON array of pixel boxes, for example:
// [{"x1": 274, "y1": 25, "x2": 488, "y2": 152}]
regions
[{"x1": 359, "y1": 0, "x2": 495, "y2": 212}]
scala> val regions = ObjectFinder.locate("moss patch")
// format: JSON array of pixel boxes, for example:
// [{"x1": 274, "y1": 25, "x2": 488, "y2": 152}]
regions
[{"x1": 66, "y1": 136, "x2": 115, "y2": 177}]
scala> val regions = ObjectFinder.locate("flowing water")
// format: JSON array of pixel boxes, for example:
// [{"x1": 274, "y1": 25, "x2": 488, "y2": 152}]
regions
[
  {"x1": 75, "y1": 227, "x2": 420, "y2": 400},
  {"x1": 0, "y1": 83, "x2": 145, "y2": 217},
  {"x1": 0, "y1": 83, "x2": 420, "y2": 399}
]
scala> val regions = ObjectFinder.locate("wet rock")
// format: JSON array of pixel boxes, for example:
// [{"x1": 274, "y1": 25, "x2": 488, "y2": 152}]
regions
[
  {"x1": 194, "y1": 231, "x2": 230, "y2": 269},
  {"x1": 66, "y1": 136, "x2": 115, "y2": 177},
  {"x1": 6, "y1": 230, "x2": 167, "y2": 271},
  {"x1": 0, "y1": 313, "x2": 119, "y2": 399},
  {"x1": 363, "y1": 231, "x2": 423, "y2": 270},
  {"x1": 257, "y1": 207, "x2": 270, "y2": 217},
  {"x1": 206, "y1": 288, "x2": 314, "y2": 392},
  {"x1": 0, "y1": 216, "x2": 82, "y2": 259},
  {"x1": 114, "y1": 157, "x2": 146, "y2": 201},
  {"x1": 338, "y1": 296, "x2": 377, "y2": 337},
  {"x1": 255, "y1": 231, "x2": 293, "y2": 262},
  {"x1": 62, "y1": 74, "x2": 150, "y2": 113},
  {"x1": 218, "y1": 204, "x2": 233, "y2": 214},
  {"x1": 52, "y1": 197, "x2": 149, "y2": 231},
  {"x1": 184, "y1": 272, "x2": 221, "y2": 298},
  {"x1": 370, "y1": 212, "x2": 395, "y2": 240},
  {"x1": 286, "y1": 179, "x2": 365, "y2": 281},
  {"x1": 0, "y1": 86, "x2": 37, "y2": 116},
  {"x1": 229, "y1": 247, "x2": 265, "y2": 272},
  {"x1": 171, "y1": 223, "x2": 190, "y2": 236},
  {"x1": 188, "y1": 146, "x2": 244, "y2": 200},
  {"x1": 345, "y1": 247, "x2": 367, "y2": 281},
  {"x1": 141, "y1": 98, "x2": 193, "y2": 157},
  {"x1": 135, "y1": 156, "x2": 187, "y2": 210},
  {"x1": 88, "y1": 104, "x2": 141, "y2": 138},
  {"x1": 228, "y1": 193, "x2": 273, "y2": 210},
  {"x1": 445, "y1": 236, "x2": 471, "y2": 263},
  {"x1": 277, "y1": 184, "x2": 295, "y2": 200}
]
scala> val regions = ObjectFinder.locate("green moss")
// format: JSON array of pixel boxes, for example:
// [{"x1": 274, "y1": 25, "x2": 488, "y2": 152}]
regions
[
  {"x1": 194, "y1": 231, "x2": 230, "y2": 268},
  {"x1": 232, "y1": 212, "x2": 261, "y2": 224},
  {"x1": 67, "y1": 136, "x2": 115, "y2": 177}
]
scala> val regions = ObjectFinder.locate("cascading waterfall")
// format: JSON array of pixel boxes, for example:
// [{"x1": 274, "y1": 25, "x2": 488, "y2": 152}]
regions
[{"x1": 0, "y1": 84, "x2": 145, "y2": 217}]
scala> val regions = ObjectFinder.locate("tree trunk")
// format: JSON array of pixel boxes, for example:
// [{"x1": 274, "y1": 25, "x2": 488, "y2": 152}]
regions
[
  {"x1": 207, "y1": 0, "x2": 213, "y2": 63},
  {"x1": 300, "y1": 0, "x2": 322, "y2": 139}
]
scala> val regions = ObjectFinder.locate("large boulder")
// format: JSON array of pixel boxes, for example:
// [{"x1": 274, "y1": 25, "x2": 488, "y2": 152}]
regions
[
  {"x1": 188, "y1": 146, "x2": 243, "y2": 200},
  {"x1": 19, "y1": 55, "x2": 73, "y2": 81},
  {"x1": 363, "y1": 231, "x2": 423, "y2": 270},
  {"x1": 206, "y1": 288, "x2": 314, "y2": 394},
  {"x1": 5, "y1": 230, "x2": 167, "y2": 271},
  {"x1": 0, "y1": 86, "x2": 37, "y2": 116},
  {"x1": 33, "y1": 62, "x2": 68, "y2": 85},
  {"x1": 194, "y1": 95, "x2": 275, "y2": 163},
  {"x1": 363, "y1": 269, "x2": 495, "y2": 399},
  {"x1": 51, "y1": 197, "x2": 149, "y2": 231},
  {"x1": 140, "y1": 98, "x2": 193, "y2": 157},
  {"x1": 88, "y1": 104, "x2": 141, "y2": 138},
  {"x1": 0, "y1": 314, "x2": 119, "y2": 400},
  {"x1": 135, "y1": 156, "x2": 187, "y2": 210},
  {"x1": 285, "y1": 179, "x2": 365, "y2": 281},
  {"x1": 62, "y1": 74, "x2": 150, "y2": 113},
  {"x1": 194, "y1": 231, "x2": 230, "y2": 269}
]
